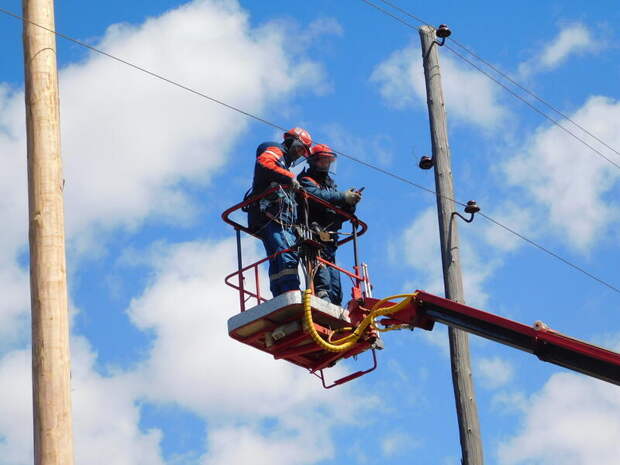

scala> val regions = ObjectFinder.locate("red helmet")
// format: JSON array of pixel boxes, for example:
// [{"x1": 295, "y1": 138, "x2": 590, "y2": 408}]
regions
[
  {"x1": 283, "y1": 127, "x2": 312, "y2": 149},
  {"x1": 309, "y1": 144, "x2": 337, "y2": 172},
  {"x1": 310, "y1": 144, "x2": 337, "y2": 159}
]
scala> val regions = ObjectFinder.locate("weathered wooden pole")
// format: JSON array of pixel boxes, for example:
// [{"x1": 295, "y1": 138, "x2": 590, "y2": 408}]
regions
[
  {"x1": 419, "y1": 25, "x2": 484, "y2": 465},
  {"x1": 23, "y1": 0, "x2": 75, "y2": 464}
]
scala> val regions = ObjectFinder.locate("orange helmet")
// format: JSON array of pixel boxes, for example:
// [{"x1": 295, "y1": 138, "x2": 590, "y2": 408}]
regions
[
  {"x1": 283, "y1": 127, "x2": 312, "y2": 148},
  {"x1": 283, "y1": 127, "x2": 312, "y2": 164},
  {"x1": 309, "y1": 144, "x2": 337, "y2": 172},
  {"x1": 310, "y1": 144, "x2": 337, "y2": 159}
]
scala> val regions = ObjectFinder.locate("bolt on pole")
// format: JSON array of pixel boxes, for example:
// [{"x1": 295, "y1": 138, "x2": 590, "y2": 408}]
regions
[
  {"x1": 419, "y1": 25, "x2": 484, "y2": 465},
  {"x1": 23, "y1": 0, "x2": 75, "y2": 463}
]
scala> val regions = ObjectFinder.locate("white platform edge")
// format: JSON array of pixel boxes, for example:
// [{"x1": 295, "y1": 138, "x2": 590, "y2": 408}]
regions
[{"x1": 227, "y1": 291, "x2": 350, "y2": 334}]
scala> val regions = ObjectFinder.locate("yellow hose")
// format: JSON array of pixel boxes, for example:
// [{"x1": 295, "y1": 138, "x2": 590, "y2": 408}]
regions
[
  {"x1": 328, "y1": 326, "x2": 354, "y2": 342},
  {"x1": 304, "y1": 289, "x2": 361, "y2": 352},
  {"x1": 302, "y1": 289, "x2": 418, "y2": 353},
  {"x1": 369, "y1": 293, "x2": 418, "y2": 333}
]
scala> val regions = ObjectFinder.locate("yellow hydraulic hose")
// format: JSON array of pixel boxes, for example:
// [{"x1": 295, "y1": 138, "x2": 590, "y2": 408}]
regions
[
  {"x1": 304, "y1": 289, "x2": 360, "y2": 352},
  {"x1": 369, "y1": 293, "x2": 419, "y2": 333},
  {"x1": 303, "y1": 289, "x2": 418, "y2": 353}
]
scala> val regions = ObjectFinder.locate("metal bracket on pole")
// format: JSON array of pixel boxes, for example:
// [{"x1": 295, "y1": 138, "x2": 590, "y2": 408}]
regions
[
  {"x1": 434, "y1": 24, "x2": 452, "y2": 46},
  {"x1": 452, "y1": 200, "x2": 481, "y2": 224}
]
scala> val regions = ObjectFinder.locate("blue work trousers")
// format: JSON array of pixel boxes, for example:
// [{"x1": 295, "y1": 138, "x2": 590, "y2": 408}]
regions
[
  {"x1": 315, "y1": 244, "x2": 343, "y2": 306},
  {"x1": 260, "y1": 222, "x2": 300, "y2": 297}
]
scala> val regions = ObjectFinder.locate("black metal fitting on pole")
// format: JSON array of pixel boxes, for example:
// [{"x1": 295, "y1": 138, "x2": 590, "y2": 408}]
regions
[
  {"x1": 419, "y1": 155, "x2": 433, "y2": 170},
  {"x1": 452, "y1": 200, "x2": 480, "y2": 224},
  {"x1": 435, "y1": 24, "x2": 451, "y2": 46}
]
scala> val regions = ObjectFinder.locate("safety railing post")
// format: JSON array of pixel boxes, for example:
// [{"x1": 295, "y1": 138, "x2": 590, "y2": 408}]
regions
[
  {"x1": 352, "y1": 221, "x2": 361, "y2": 289},
  {"x1": 235, "y1": 228, "x2": 245, "y2": 311},
  {"x1": 254, "y1": 265, "x2": 260, "y2": 306}
]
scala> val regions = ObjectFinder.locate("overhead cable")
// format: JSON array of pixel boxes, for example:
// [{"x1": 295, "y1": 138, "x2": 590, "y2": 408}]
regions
[
  {"x1": 359, "y1": 0, "x2": 620, "y2": 170},
  {"x1": 444, "y1": 45, "x2": 620, "y2": 170},
  {"x1": 1, "y1": 7, "x2": 617, "y2": 295},
  {"x1": 376, "y1": 0, "x2": 620, "y2": 160}
]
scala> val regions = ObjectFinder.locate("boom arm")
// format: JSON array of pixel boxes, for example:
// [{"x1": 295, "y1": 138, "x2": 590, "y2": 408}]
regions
[{"x1": 361, "y1": 291, "x2": 620, "y2": 386}]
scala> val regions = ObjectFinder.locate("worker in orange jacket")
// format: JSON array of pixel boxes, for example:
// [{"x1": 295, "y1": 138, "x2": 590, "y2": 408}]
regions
[{"x1": 248, "y1": 127, "x2": 313, "y2": 297}]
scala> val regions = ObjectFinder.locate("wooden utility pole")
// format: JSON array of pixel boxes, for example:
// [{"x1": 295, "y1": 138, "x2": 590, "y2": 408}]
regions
[
  {"x1": 419, "y1": 25, "x2": 484, "y2": 465},
  {"x1": 23, "y1": 1, "x2": 75, "y2": 464}
]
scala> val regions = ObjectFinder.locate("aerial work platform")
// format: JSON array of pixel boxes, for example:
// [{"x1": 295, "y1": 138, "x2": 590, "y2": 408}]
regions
[
  {"x1": 222, "y1": 186, "x2": 620, "y2": 388},
  {"x1": 228, "y1": 291, "x2": 380, "y2": 388}
]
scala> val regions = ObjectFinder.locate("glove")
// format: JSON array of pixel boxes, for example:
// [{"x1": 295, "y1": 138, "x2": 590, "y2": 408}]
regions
[
  {"x1": 344, "y1": 188, "x2": 361, "y2": 205},
  {"x1": 290, "y1": 178, "x2": 301, "y2": 192}
]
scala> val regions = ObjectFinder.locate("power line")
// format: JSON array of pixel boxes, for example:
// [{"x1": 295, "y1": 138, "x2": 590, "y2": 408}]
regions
[
  {"x1": 479, "y1": 213, "x2": 620, "y2": 294},
  {"x1": 377, "y1": 0, "x2": 620, "y2": 160},
  {"x1": 0, "y1": 7, "x2": 287, "y2": 135},
  {"x1": 1, "y1": 7, "x2": 618, "y2": 295},
  {"x1": 358, "y1": 0, "x2": 424, "y2": 30},
  {"x1": 376, "y1": 0, "x2": 431, "y2": 26},
  {"x1": 443, "y1": 44, "x2": 620, "y2": 170},
  {"x1": 446, "y1": 40, "x2": 620, "y2": 160},
  {"x1": 359, "y1": 0, "x2": 620, "y2": 171}
]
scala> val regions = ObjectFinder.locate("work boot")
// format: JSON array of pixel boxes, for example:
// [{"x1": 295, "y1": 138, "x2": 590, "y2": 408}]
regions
[{"x1": 317, "y1": 290, "x2": 330, "y2": 302}]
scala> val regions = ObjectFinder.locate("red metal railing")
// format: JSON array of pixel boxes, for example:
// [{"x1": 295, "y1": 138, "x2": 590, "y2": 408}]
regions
[
  {"x1": 316, "y1": 256, "x2": 364, "y2": 282},
  {"x1": 224, "y1": 247, "x2": 293, "y2": 309},
  {"x1": 221, "y1": 185, "x2": 367, "y2": 245},
  {"x1": 222, "y1": 186, "x2": 368, "y2": 311}
]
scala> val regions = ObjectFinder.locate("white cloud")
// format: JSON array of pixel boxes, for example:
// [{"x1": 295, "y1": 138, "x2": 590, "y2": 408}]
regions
[
  {"x1": 0, "y1": 0, "x2": 329, "y2": 258},
  {"x1": 591, "y1": 332, "x2": 620, "y2": 352},
  {"x1": 0, "y1": 237, "x2": 376, "y2": 465},
  {"x1": 0, "y1": 2, "x2": 352, "y2": 462},
  {"x1": 475, "y1": 356, "x2": 514, "y2": 389},
  {"x1": 0, "y1": 350, "x2": 32, "y2": 465},
  {"x1": 72, "y1": 337, "x2": 166, "y2": 465},
  {"x1": 498, "y1": 373, "x2": 620, "y2": 465},
  {"x1": 127, "y1": 238, "x2": 368, "y2": 418},
  {"x1": 395, "y1": 207, "x2": 500, "y2": 362},
  {"x1": 58, "y1": 0, "x2": 325, "y2": 252},
  {"x1": 400, "y1": 207, "x2": 498, "y2": 308},
  {"x1": 491, "y1": 390, "x2": 527, "y2": 415},
  {"x1": 123, "y1": 238, "x2": 376, "y2": 465},
  {"x1": 371, "y1": 44, "x2": 508, "y2": 129},
  {"x1": 0, "y1": 264, "x2": 29, "y2": 347},
  {"x1": 481, "y1": 201, "x2": 536, "y2": 253},
  {"x1": 0, "y1": 339, "x2": 166, "y2": 465},
  {"x1": 202, "y1": 425, "x2": 333, "y2": 465},
  {"x1": 297, "y1": 17, "x2": 344, "y2": 50},
  {"x1": 0, "y1": 0, "x2": 330, "y2": 350},
  {"x1": 503, "y1": 96, "x2": 620, "y2": 252},
  {"x1": 320, "y1": 122, "x2": 394, "y2": 167},
  {"x1": 380, "y1": 431, "x2": 420, "y2": 457},
  {"x1": 420, "y1": 326, "x2": 450, "y2": 357},
  {"x1": 519, "y1": 23, "x2": 597, "y2": 77}
]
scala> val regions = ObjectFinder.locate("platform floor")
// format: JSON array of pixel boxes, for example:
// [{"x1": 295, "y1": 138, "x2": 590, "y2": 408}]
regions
[{"x1": 228, "y1": 291, "x2": 350, "y2": 341}]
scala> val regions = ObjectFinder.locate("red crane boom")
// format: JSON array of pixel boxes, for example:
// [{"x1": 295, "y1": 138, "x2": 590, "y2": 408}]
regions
[
  {"x1": 363, "y1": 291, "x2": 620, "y2": 387},
  {"x1": 223, "y1": 190, "x2": 620, "y2": 388}
]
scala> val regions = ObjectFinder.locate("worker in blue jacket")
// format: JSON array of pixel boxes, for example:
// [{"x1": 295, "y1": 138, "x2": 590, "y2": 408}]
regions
[
  {"x1": 248, "y1": 127, "x2": 313, "y2": 297},
  {"x1": 297, "y1": 144, "x2": 361, "y2": 305}
]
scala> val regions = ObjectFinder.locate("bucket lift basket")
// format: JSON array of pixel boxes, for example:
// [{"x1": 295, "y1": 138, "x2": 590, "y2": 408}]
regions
[{"x1": 222, "y1": 186, "x2": 377, "y2": 387}]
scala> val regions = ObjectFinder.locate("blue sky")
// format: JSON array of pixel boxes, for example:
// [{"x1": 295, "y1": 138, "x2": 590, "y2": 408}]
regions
[{"x1": 1, "y1": 1, "x2": 620, "y2": 464}]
